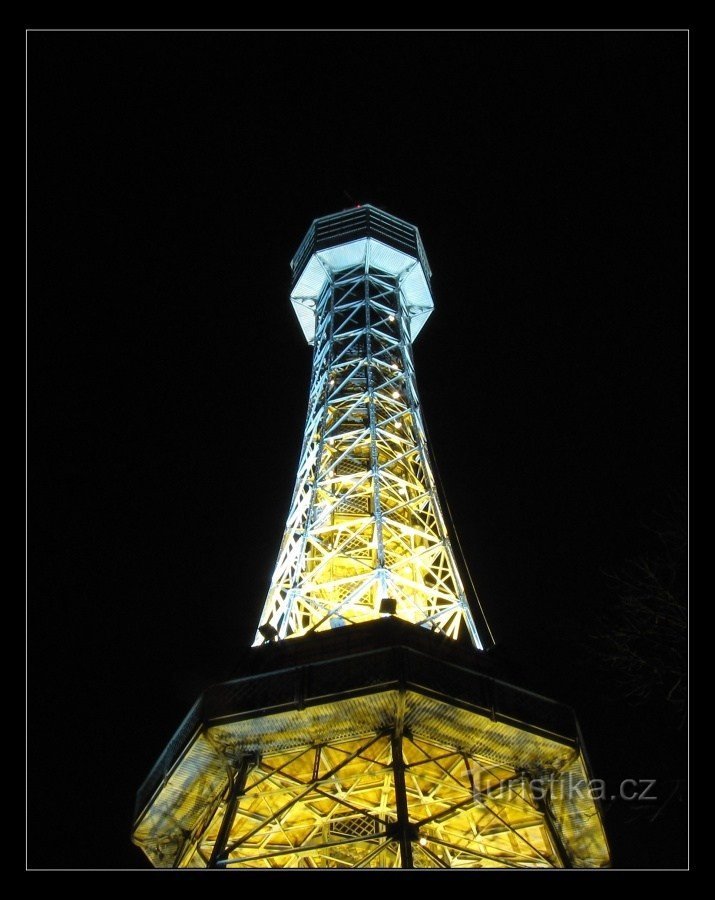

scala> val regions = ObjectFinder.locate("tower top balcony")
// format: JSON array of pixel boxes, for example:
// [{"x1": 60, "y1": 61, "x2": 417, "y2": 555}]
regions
[{"x1": 290, "y1": 205, "x2": 434, "y2": 345}]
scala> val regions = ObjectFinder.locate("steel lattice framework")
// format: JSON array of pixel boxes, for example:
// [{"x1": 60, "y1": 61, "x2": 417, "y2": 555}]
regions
[
  {"x1": 180, "y1": 730, "x2": 567, "y2": 868},
  {"x1": 132, "y1": 207, "x2": 610, "y2": 869},
  {"x1": 132, "y1": 648, "x2": 610, "y2": 869},
  {"x1": 255, "y1": 209, "x2": 491, "y2": 649}
]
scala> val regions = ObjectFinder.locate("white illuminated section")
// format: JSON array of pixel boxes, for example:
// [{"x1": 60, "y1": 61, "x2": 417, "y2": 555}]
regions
[{"x1": 291, "y1": 237, "x2": 434, "y2": 345}]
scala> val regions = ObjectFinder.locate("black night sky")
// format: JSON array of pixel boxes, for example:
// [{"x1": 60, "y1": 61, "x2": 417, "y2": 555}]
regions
[{"x1": 29, "y1": 31, "x2": 687, "y2": 871}]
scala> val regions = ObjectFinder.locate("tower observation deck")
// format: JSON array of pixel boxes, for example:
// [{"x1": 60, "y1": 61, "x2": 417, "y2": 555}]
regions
[{"x1": 132, "y1": 206, "x2": 610, "y2": 869}]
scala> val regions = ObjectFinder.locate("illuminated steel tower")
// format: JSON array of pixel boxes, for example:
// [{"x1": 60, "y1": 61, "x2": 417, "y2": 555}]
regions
[{"x1": 132, "y1": 206, "x2": 610, "y2": 869}]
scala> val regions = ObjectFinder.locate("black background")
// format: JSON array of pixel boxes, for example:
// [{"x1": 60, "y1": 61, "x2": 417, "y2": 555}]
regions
[{"x1": 29, "y1": 31, "x2": 687, "y2": 870}]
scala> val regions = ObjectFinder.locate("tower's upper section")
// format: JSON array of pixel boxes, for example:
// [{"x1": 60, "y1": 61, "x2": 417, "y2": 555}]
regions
[
  {"x1": 290, "y1": 205, "x2": 434, "y2": 346},
  {"x1": 255, "y1": 205, "x2": 491, "y2": 650}
]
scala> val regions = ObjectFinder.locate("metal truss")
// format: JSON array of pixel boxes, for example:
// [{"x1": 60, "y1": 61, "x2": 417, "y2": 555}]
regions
[
  {"x1": 255, "y1": 264, "x2": 490, "y2": 649},
  {"x1": 133, "y1": 208, "x2": 610, "y2": 870},
  {"x1": 133, "y1": 646, "x2": 610, "y2": 869},
  {"x1": 184, "y1": 731, "x2": 564, "y2": 869}
]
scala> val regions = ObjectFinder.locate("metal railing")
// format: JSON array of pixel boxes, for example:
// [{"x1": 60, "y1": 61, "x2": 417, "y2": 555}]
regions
[
  {"x1": 291, "y1": 205, "x2": 431, "y2": 286},
  {"x1": 135, "y1": 639, "x2": 578, "y2": 820}
]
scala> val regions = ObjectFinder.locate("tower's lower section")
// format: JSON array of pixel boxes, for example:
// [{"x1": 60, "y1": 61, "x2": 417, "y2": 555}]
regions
[{"x1": 133, "y1": 621, "x2": 609, "y2": 868}]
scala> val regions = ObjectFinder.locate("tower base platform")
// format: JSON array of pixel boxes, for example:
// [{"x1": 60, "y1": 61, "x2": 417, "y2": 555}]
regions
[{"x1": 133, "y1": 619, "x2": 609, "y2": 868}]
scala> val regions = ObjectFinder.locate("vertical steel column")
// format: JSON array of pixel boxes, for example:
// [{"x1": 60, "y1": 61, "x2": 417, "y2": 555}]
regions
[
  {"x1": 391, "y1": 731, "x2": 413, "y2": 868},
  {"x1": 533, "y1": 785, "x2": 573, "y2": 869},
  {"x1": 208, "y1": 755, "x2": 253, "y2": 868},
  {"x1": 366, "y1": 279, "x2": 386, "y2": 579}
]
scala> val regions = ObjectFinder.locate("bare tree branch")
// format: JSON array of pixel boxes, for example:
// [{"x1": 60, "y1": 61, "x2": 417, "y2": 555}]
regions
[{"x1": 597, "y1": 498, "x2": 687, "y2": 721}]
